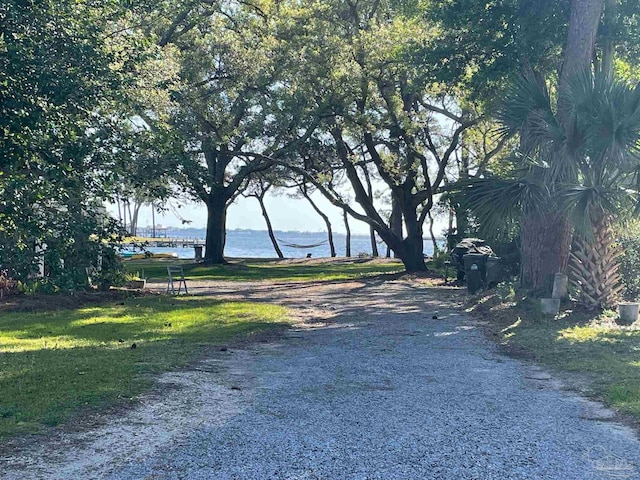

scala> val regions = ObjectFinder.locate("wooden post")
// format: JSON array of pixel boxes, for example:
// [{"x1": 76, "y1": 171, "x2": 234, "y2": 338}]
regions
[
  {"x1": 552, "y1": 273, "x2": 569, "y2": 299},
  {"x1": 152, "y1": 203, "x2": 156, "y2": 238}
]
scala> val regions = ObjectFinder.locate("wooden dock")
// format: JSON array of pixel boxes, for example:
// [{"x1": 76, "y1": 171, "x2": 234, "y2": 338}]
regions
[{"x1": 121, "y1": 237, "x2": 205, "y2": 248}]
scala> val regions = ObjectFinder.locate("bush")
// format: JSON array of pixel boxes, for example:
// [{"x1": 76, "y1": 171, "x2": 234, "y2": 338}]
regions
[
  {"x1": 496, "y1": 280, "x2": 517, "y2": 302},
  {"x1": 618, "y1": 235, "x2": 640, "y2": 301},
  {"x1": 92, "y1": 248, "x2": 126, "y2": 291},
  {"x1": 0, "y1": 270, "x2": 17, "y2": 299},
  {"x1": 0, "y1": 199, "x2": 126, "y2": 294}
]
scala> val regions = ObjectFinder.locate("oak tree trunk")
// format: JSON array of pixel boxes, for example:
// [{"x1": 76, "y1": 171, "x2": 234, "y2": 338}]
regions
[
  {"x1": 204, "y1": 193, "x2": 228, "y2": 264},
  {"x1": 362, "y1": 166, "x2": 379, "y2": 257},
  {"x1": 399, "y1": 242, "x2": 426, "y2": 272},
  {"x1": 343, "y1": 210, "x2": 351, "y2": 257},
  {"x1": 302, "y1": 188, "x2": 336, "y2": 257},
  {"x1": 389, "y1": 193, "x2": 403, "y2": 259},
  {"x1": 256, "y1": 194, "x2": 284, "y2": 259},
  {"x1": 370, "y1": 227, "x2": 379, "y2": 257},
  {"x1": 373, "y1": 225, "x2": 425, "y2": 272},
  {"x1": 401, "y1": 210, "x2": 427, "y2": 272},
  {"x1": 428, "y1": 212, "x2": 439, "y2": 257}
]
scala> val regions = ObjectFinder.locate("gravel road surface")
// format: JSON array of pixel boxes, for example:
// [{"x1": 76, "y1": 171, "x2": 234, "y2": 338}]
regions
[{"x1": 2, "y1": 277, "x2": 639, "y2": 479}]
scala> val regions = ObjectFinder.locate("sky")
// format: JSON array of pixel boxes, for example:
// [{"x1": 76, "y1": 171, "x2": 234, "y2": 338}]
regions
[{"x1": 111, "y1": 191, "x2": 450, "y2": 237}]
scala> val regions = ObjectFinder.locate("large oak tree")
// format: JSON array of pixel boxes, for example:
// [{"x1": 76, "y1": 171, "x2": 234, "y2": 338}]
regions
[
  {"x1": 261, "y1": 0, "x2": 487, "y2": 272},
  {"x1": 147, "y1": 1, "x2": 317, "y2": 264}
]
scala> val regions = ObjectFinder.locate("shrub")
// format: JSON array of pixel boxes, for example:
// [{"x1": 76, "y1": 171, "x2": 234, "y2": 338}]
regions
[
  {"x1": 496, "y1": 280, "x2": 517, "y2": 302},
  {"x1": 0, "y1": 270, "x2": 17, "y2": 299},
  {"x1": 618, "y1": 234, "x2": 640, "y2": 301},
  {"x1": 93, "y1": 248, "x2": 126, "y2": 291}
]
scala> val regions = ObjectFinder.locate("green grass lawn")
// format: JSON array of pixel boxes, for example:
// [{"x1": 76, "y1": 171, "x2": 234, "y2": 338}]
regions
[
  {"x1": 475, "y1": 295, "x2": 640, "y2": 421},
  {"x1": 0, "y1": 296, "x2": 288, "y2": 438},
  {"x1": 125, "y1": 258, "x2": 405, "y2": 283}
]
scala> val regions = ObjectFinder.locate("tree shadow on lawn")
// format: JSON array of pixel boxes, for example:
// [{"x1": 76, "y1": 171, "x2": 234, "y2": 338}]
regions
[
  {"x1": 178, "y1": 273, "x2": 461, "y2": 330},
  {"x1": 126, "y1": 258, "x2": 405, "y2": 282},
  {"x1": 0, "y1": 290, "x2": 141, "y2": 314},
  {"x1": 0, "y1": 296, "x2": 289, "y2": 438}
]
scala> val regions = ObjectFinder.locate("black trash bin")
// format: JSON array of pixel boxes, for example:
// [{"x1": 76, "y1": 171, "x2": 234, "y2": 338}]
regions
[
  {"x1": 450, "y1": 238, "x2": 494, "y2": 282},
  {"x1": 486, "y1": 256, "x2": 502, "y2": 286},
  {"x1": 463, "y1": 254, "x2": 488, "y2": 294}
]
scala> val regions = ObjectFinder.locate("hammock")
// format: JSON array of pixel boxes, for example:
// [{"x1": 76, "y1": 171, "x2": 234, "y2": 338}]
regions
[{"x1": 278, "y1": 239, "x2": 328, "y2": 249}]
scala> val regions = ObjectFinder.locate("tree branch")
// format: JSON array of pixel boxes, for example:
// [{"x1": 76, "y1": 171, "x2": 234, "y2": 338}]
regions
[{"x1": 158, "y1": 6, "x2": 195, "y2": 47}]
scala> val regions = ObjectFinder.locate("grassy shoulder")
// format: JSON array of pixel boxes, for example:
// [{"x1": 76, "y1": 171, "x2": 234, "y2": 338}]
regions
[
  {"x1": 0, "y1": 295, "x2": 289, "y2": 438},
  {"x1": 125, "y1": 257, "x2": 405, "y2": 283},
  {"x1": 471, "y1": 289, "x2": 640, "y2": 421}
]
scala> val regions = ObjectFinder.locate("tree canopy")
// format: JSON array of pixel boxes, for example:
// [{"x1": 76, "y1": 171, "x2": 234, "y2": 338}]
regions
[
  {"x1": 3, "y1": 0, "x2": 640, "y2": 287},
  {"x1": 0, "y1": 0, "x2": 142, "y2": 285}
]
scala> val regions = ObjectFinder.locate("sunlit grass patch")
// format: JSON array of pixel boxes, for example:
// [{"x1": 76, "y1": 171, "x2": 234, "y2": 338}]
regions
[
  {"x1": 0, "y1": 296, "x2": 289, "y2": 438},
  {"x1": 558, "y1": 325, "x2": 622, "y2": 343}
]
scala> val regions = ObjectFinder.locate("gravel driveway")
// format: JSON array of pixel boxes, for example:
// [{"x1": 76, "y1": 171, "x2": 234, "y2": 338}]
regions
[{"x1": 3, "y1": 277, "x2": 640, "y2": 479}]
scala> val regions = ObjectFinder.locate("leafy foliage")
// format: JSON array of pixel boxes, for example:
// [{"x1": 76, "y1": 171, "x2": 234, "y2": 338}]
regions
[
  {"x1": 617, "y1": 228, "x2": 640, "y2": 301},
  {"x1": 428, "y1": 0, "x2": 569, "y2": 103},
  {"x1": 0, "y1": 1, "x2": 150, "y2": 289}
]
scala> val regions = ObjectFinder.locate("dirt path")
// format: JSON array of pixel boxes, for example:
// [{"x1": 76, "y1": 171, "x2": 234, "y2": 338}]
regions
[{"x1": 2, "y1": 278, "x2": 639, "y2": 479}]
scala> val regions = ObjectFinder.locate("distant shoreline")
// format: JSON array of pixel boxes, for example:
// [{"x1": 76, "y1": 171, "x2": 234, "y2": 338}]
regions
[
  {"x1": 130, "y1": 227, "x2": 446, "y2": 242},
  {"x1": 119, "y1": 230, "x2": 444, "y2": 260}
]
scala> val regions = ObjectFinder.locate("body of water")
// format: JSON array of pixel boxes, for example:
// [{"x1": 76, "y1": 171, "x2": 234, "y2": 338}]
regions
[{"x1": 124, "y1": 229, "x2": 440, "y2": 260}]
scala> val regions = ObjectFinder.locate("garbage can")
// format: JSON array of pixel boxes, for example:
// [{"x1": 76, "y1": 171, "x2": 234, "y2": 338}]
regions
[
  {"x1": 486, "y1": 256, "x2": 502, "y2": 286},
  {"x1": 450, "y1": 238, "x2": 495, "y2": 282},
  {"x1": 194, "y1": 245, "x2": 203, "y2": 261},
  {"x1": 464, "y1": 254, "x2": 488, "y2": 294}
]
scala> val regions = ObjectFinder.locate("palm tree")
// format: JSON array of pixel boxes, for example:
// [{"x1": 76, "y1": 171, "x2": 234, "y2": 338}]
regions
[{"x1": 460, "y1": 70, "x2": 640, "y2": 308}]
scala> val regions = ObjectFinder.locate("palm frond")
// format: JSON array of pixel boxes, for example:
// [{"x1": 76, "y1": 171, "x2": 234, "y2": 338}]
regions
[
  {"x1": 497, "y1": 69, "x2": 555, "y2": 150},
  {"x1": 563, "y1": 69, "x2": 598, "y2": 121},
  {"x1": 559, "y1": 183, "x2": 637, "y2": 239},
  {"x1": 449, "y1": 176, "x2": 549, "y2": 236},
  {"x1": 566, "y1": 72, "x2": 640, "y2": 181}
]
